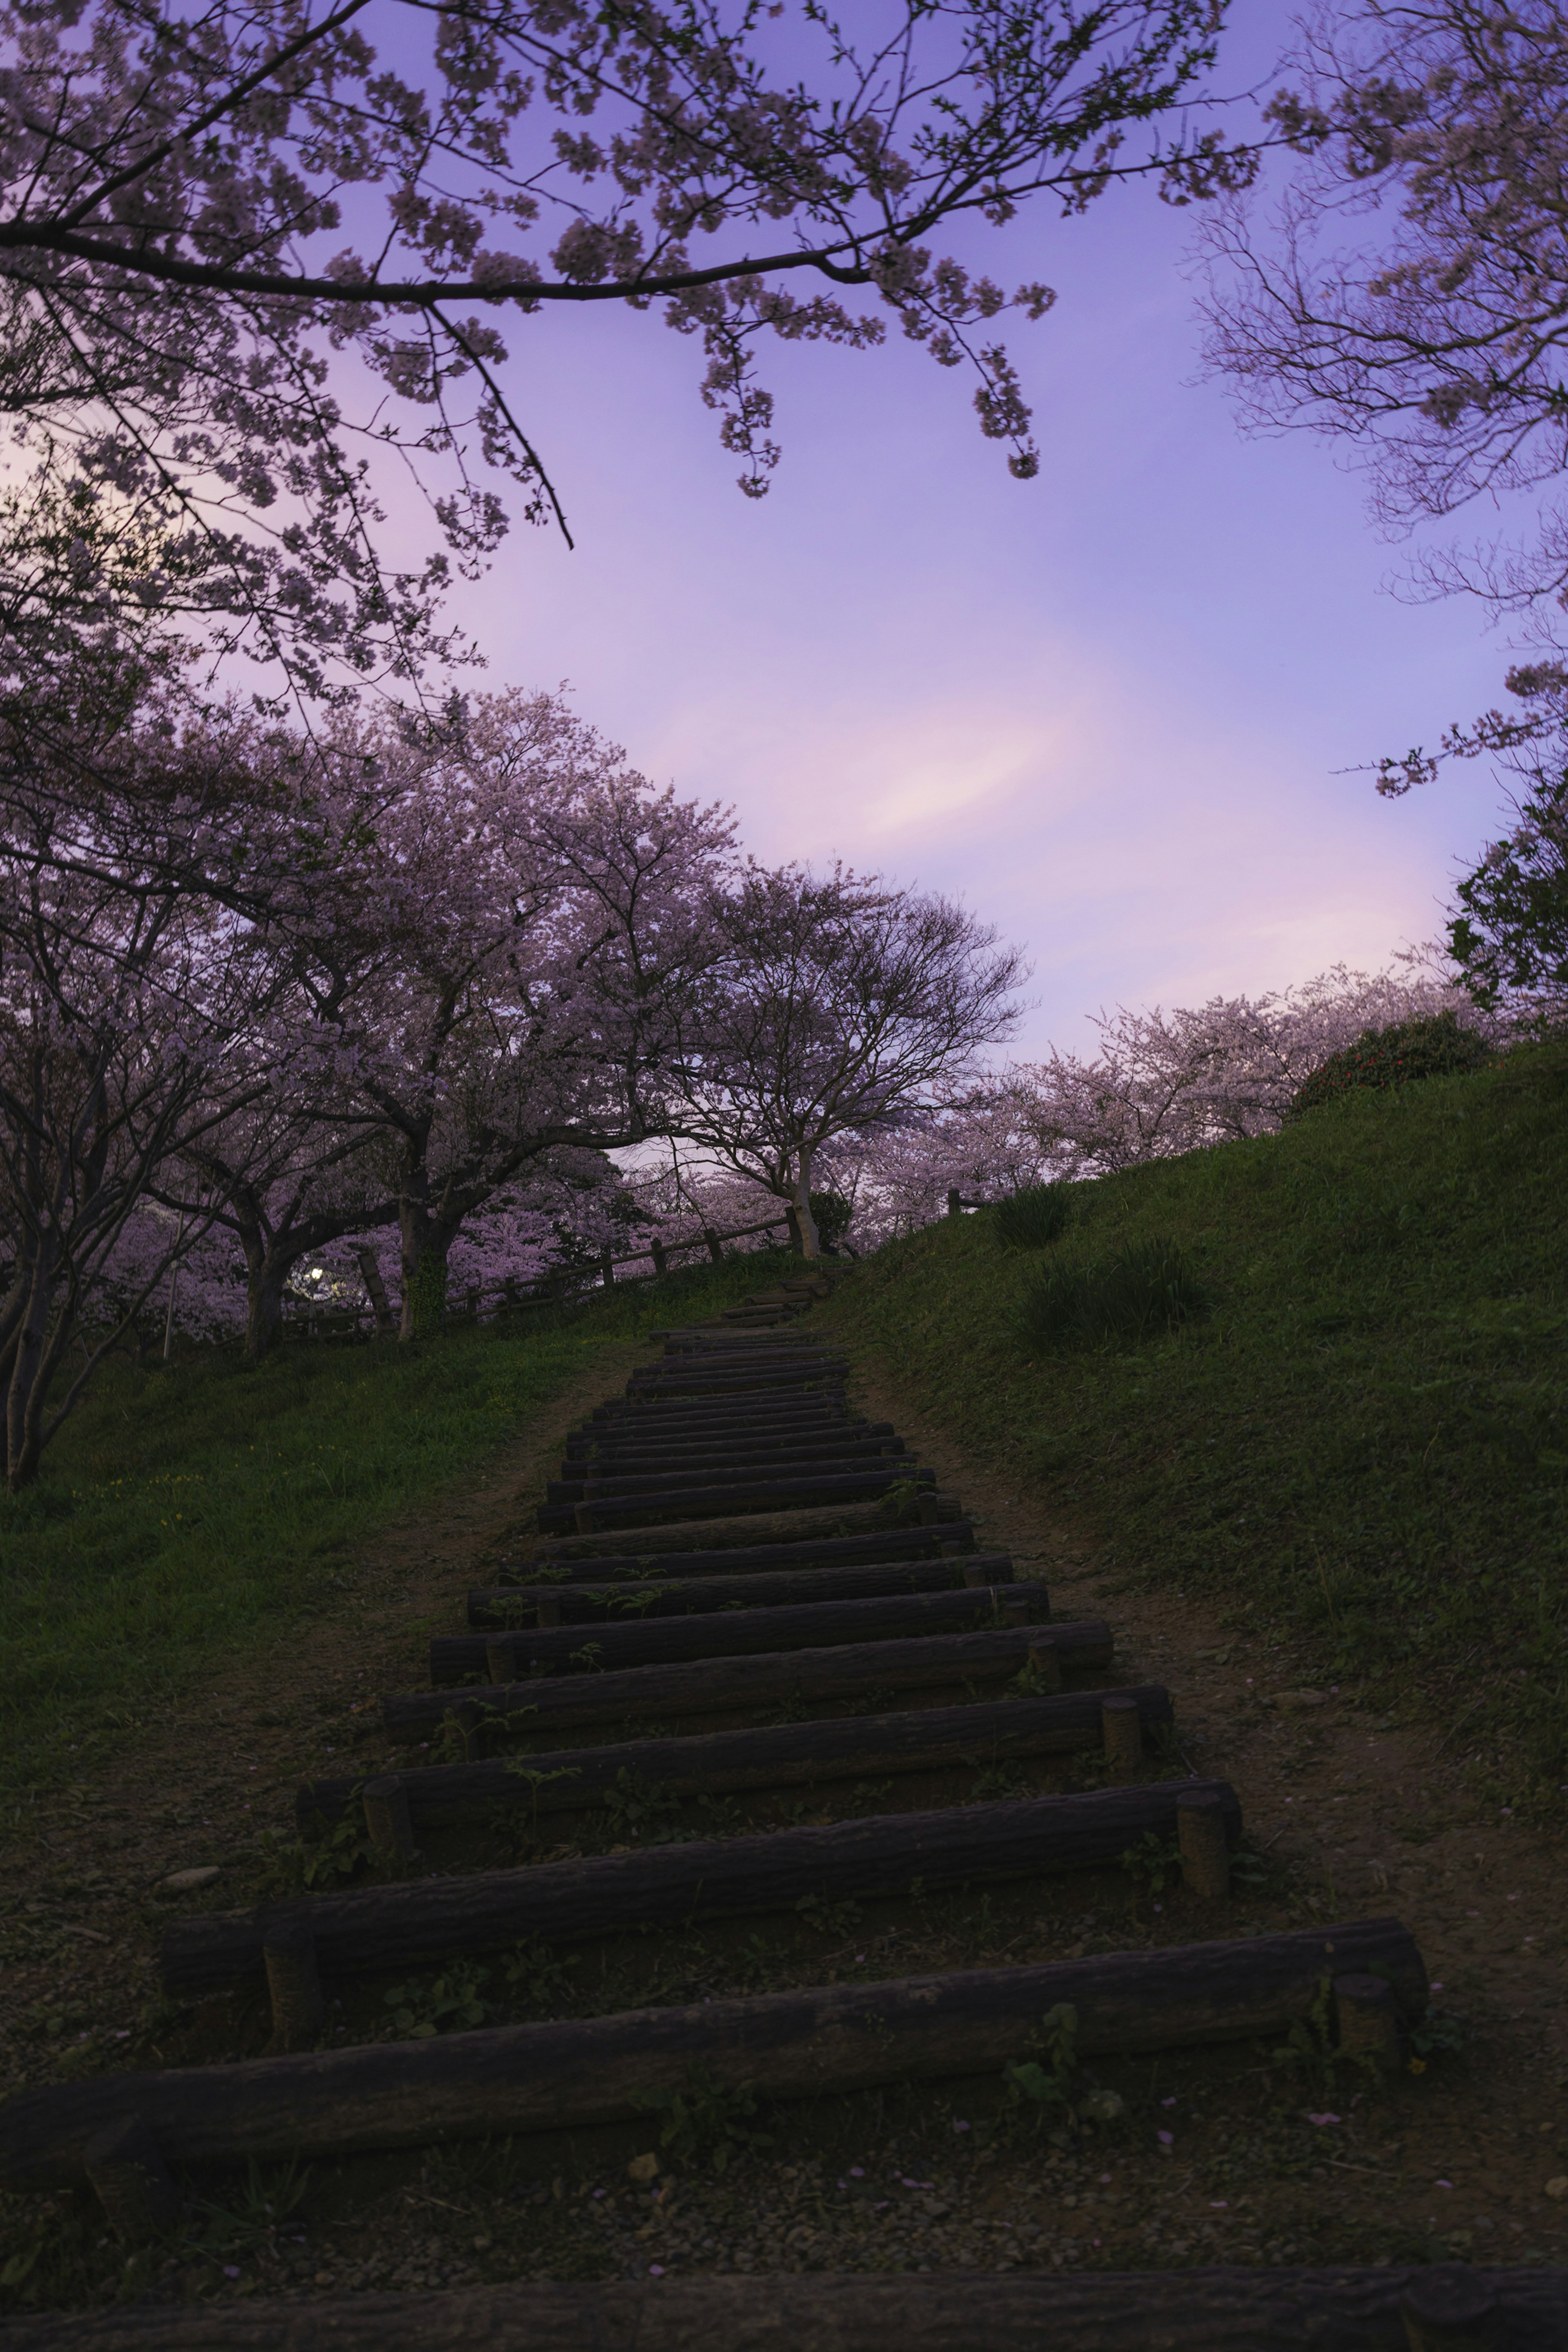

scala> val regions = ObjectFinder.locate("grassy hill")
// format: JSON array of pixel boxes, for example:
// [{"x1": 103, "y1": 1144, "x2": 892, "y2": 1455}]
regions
[
  {"x1": 0, "y1": 1251, "x2": 799, "y2": 1812},
  {"x1": 829, "y1": 1046, "x2": 1568, "y2": 1806}
]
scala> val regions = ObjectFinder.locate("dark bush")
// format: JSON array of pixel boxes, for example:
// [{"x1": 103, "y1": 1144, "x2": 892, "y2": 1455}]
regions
[
  {"x1": 807, "y1": 1191, "x2": 853, "y2": 1249},
  {"x1": 994, "y1": 1183, "x2": 1072, "y2": 1249},
  {"x1": 1287, "y1": 1011, "x2": 1493, "y2": 1120},
  {"x1": 1018, "y1": 1238, "x2": 1204, "y2": 1352}
]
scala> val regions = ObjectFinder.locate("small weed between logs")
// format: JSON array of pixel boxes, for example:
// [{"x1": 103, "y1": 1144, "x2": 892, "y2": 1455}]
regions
[
  {"x1": 636, "y1": 2063, "x2": 774, "y2": 2173},
  {"x1": 601, "y1": 1765, "x2": 684, "y2": 1842},
  {"x1": 383, "y1": 1967, "x2": 493, "y2": 2038},
  {"x1": 1119, "y1": 1831, "x2": 1183, "y2": 1899},
  {"x1": 503, "y1": 1756, "x2": 583, "y2": 1830},
  {"x1": 180, "y1": 2157, "x2": 313, "y2": 2248},
  {"x1": 258, "y1": 1805, "x2": 368, "y2": 1895},
  {"x1": 998, "y1": 2001, "x2": 1080, "y2": 2141},
  {"x1": 1268, "y1": 1975, "x2": 1405, "y2": 2096},
  {"x1": 1407, "y1": 2005, "x2": 1467, "y2": 2071},
  {"x1": 795, "y1": 1892, "x2": 862, "y2": 1938},
  {"x1": 500, "y1": 1936, "x2": 579, "y2": 2015}
]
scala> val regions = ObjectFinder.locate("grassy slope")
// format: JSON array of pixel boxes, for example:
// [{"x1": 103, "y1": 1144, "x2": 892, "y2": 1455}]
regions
[
  {"x1": 0, "y1": 1250, "x2": 799, "y2": 1811},
  {"x1": 831, "y1": 1049, "x2": 1568, "y2": 1802}
]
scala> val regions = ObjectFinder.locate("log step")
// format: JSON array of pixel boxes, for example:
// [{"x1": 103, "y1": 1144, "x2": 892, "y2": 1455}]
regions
[
  {"x1": 1, "y1": 2267, "x2": 1560, "y2": 2352},
  {"x1": 537, "y1": 1494, "x2": 967, "y2": 1563},
  {"x1": 161, "y1": 1780, "x2": 1241, "y2": 1994},
  {"x1": 537, "y1": 1466, "x2": 933, "y2": 1534},
  {"x1": 588, "y1": 1395, "x2": 852, "y2": 1424},
  {"x1": 300, "y1": 1683, "x2": 1174, "y2": 1830},
  {"x1": 621, "y1": 1370, "x2": 847, "y2": 1399},
  {"x1": 561, "y1": 1417, "x2": 890, "y2": 1460},
  {"x1": 491, "y1": 1523, "x2": 977, "y2": 1590},
  {"x1": 553, "y1": 1435, "x2": 904, "y2": 1483},
  {"x1": 432, "y1": 1579, "x2": 1050, "y2": 1684},
  {"x1": 469, "y1": 1551, "x2": 1005, "y2": 1628},
  {"x1": 386, "y1": 1620, "x2": 1116, "y2": 1746},
  {"x1": 547, "y1": 1448, "x2": 913, "y2": 1506},
  {"x1": 6, "y1": 1918, "x2": 1422, "y2": 2192}
]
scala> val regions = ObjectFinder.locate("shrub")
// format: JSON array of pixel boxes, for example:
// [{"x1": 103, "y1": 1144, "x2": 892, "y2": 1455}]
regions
[
  {"x1": 1018, "y1": 1238, "x2": 1204, "y2": 1352},
  {"x1": 808, "y1": 1189, "x2": 854, "y2": 1249},
  {"x1": 1287, "y1": 1011, "x2": 1493, "y2": 1121},
  {"x1": 994, "y1": 1183, "x2": 1072, "y2": 1249}
]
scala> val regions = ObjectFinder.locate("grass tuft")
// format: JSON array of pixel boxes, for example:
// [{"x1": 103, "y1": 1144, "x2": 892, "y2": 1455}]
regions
[
  {"x1": 993, "y1": 1183, "x2": 1073, "y2": 1250},
  {"x1": 1016, "y1": 1237, "x2": 1203, "y2": 1351}
]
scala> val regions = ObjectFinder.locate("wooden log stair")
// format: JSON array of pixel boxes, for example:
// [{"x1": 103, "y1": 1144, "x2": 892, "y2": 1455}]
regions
[{"x1": 4, "y1": 1263, "x2": 1536, "y2": 2347}]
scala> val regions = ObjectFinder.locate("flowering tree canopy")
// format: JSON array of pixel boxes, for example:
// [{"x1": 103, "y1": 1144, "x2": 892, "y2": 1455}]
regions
[
  {"x1": 0, "y1": 747, "x2": 296, "y2": 1486},
  {"x1": 0, "y1": 0, "x2": 1259, "y2": 702},
  {"x1": 1197, "y1": 0, "x2": 1568, "y2": 792},
  {"x1": 1004, "y1": 958, "x2": 1508, "y2": 1176},
  {"x1": 668, "y1": 865, "x2": 1025, "y2": 1256}
]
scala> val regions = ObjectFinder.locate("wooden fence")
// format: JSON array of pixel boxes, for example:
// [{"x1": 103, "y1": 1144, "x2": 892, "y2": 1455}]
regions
[{"x1": 279, "y1": 1209, "x2": 797, "y2": 1340}]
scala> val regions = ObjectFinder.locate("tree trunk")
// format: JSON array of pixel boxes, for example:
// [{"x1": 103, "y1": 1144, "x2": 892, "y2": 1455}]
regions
[
  {"x1": 355, "y1": 1247, "x2": 398, "y2": 1338},
  {"x1": 244, "y1": 1254, "x2": 290, "y2": 1363},
  {"x1": 793, "y1": 1144, "x2": 820, "y2": 1259},
  {"x1": 399, "y1": 1192, "x2": 454, "y2": 1341},
  {"x1": 5, "y1": 1238, "x2": 60, "y2": 1492}
]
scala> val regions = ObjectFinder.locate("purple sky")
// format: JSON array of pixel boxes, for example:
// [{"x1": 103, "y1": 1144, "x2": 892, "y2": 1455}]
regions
[{"x1": 423, "y1": 6, "x2": 1515, "y2": 1061}]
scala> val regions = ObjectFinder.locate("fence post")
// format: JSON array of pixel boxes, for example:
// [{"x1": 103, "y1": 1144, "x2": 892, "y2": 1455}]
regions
[
  {"x1": 703, "y1": 1227, "x2": 724, "y2": 1263},
  {"x1": 650, "y1": 1238, "x2": 668, "y2": 1276},
  {"x1": 947, "y1": 1188, "x2": 963, "y2": 1218}
]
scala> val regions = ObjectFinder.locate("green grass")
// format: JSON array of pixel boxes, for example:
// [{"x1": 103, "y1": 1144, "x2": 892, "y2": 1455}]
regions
[
  {"x1": 0, "y1": 1248, "x2": 800, "y2": 1813},
  {"x1": 993, "y1": 1181, "x2": 1072, "y2": 1250},
  {"x1": 829, "y1": 1049, "x2": 1568, "y2": 1803}
]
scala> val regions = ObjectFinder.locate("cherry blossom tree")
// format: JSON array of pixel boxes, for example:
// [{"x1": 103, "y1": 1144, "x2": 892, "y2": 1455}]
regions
[
  {"x1": 0, "y1": 0, "x2": 1261, "y2": 707},
  {"x1": 1197, "y1": 0, "x2": 1568, "y2": 792},
  {"x1": 0, "y1": 770, "x2": 290, "y2": 1487},
  {"x1": 668, "y1": 865, "x2": 1025, "y2": 1258},
  {"x1": 288, "y1": 690, "x2": 736, "y2": 1334},
  {"x1": 1004, "y1": 958, "x2": 1505, "y2": 1177},
  {"x1": 826, "y1": 1084, "x2": 1054, "y2": 1245}
]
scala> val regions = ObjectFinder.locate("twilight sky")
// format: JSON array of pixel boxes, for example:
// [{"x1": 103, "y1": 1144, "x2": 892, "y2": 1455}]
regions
[{"x1": 423, "y1": 4, "x2": 1517, "y2": 1062}]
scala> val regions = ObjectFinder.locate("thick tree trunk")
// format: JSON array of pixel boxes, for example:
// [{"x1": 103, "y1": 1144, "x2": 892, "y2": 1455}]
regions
[
  {"x1": 355, "y1": 1245, "x2": 398, "y2": 1337},
  {"x1": 243, "y1": 1253, "x2": 290, "y2": 1363},
  {"x1": 5, "y1": 1239, "x2": 60, "y2": 1492},
  {"x1": 399, "y1": 1200, "x2": 449, "y2": 1341},
  {"x1": 793, "y1": 1143, "x2": 821, "y2": 1260}
]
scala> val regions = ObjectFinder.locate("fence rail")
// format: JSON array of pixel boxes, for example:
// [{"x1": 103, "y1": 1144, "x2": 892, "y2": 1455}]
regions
[{"x1": 279, "y1": 1210, "x2": 797, "y2": 1339}]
